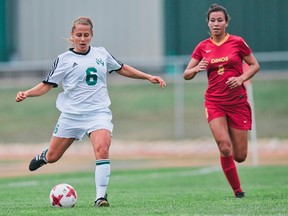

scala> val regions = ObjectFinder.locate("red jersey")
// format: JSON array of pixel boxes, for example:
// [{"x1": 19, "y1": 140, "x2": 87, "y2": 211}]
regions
[{"x1": 192, "y1": 34, "x2": 251, "y2": 105}]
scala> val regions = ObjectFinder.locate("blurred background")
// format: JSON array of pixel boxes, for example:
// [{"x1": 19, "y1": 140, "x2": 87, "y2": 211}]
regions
[
  {"x1": 0, "y1": 0, "x2": 288, "y2": 171},
  {"x1": 1, "y1": 0, "x2": 288, "y2": 63}
]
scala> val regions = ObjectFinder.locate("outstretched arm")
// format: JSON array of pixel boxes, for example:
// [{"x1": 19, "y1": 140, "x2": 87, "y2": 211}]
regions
[
  {"x1": 117, "y1": 64, "x2": 166, "y2": 88},
  {"x1": 15, "y1": 82, "x2": 54, "y2": 102}
]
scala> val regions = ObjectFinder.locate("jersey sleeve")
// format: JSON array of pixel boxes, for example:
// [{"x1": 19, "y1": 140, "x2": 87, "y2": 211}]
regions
[
  {"x1": 102, "y1": 48, "x2": 123, "y2": 73},
  {"x1": 43, "y1": 56, "x2": 67, "y2": 87},
  {"x1": 191, "y1": 42, "x2": 204, "y2": 61},
  {"x1": 238, "y1": 37, "x2": 252, "y2": 58}
]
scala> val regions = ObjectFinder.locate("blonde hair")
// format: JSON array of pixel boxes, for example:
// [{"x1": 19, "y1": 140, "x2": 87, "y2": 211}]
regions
[{"x1": 68, "y1": 16, "x2": 94, "y2": 46}]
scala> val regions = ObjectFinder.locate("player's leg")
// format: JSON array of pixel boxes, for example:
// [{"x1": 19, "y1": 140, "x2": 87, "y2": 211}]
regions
[
  {"x1": 29, "y1": 137, "x2": 75, "y2": 171},
  {"x1": 46, "y1": 137, "x2": 75, "y2": 162},
  {"x1": 208, "y1": 117, "x2": 244, "y2": 197},
  {"x1": 90, "y1": 129, "x2": 111, "y2": 207},
  {"x1": 227, "y1": 102, "x2": 251, "y2": 163},
  {"x1": 229, "y1": 127, "x2": 248, "y2": 163},
  {"x1": 29, "y1": 111, "x2": 92, "y2": 171},
  {"x1": 208, "y1": 116, "x2": 232, "y2": 157}
]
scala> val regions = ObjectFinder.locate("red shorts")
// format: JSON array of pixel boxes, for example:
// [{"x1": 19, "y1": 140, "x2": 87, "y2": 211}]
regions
[{"x1": 205, "y1": 102, "x2": 252, "y2": 130}]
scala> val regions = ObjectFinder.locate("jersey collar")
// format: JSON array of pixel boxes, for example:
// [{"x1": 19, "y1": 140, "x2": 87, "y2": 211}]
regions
[
  {"x1": 210, "y1": 33, "x2": 230, "y2": 46},
  {"x1": 69, "y1": 46, "x2": 91, "y2": 55}
]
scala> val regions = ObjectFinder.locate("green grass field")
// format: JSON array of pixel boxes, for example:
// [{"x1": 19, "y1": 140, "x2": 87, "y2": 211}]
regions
[
  {"x1": 0, "y1": 166, "x2": 287, "y2": 215},
  {"x1": 1, "y1": 78, "x2": 288, "y2": 143}
]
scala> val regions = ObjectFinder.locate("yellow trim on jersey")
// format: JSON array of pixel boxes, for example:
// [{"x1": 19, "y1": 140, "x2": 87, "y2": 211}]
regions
[{"x1": 210, "y1": 33, "x2": 230, "y2": 46}]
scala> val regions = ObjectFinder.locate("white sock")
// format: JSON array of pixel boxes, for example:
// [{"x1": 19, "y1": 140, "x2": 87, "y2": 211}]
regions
[{"x1": 95, "y1": 159, "x2": 110, "y2": 200}]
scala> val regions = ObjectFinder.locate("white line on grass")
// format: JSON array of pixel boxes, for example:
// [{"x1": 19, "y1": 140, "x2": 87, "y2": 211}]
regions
[
  {"x1": 149, "y1": 166, "x2": 221, "y2": 179},
  {"x1": 111, "y1": 166, "x2": 221, "y2": 182},
  {"x1": 4, "y1": 181, "x2": 39, "y2": 188}
]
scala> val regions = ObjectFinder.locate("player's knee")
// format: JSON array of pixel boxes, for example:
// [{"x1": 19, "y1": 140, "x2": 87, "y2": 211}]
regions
[
  {"x1": 234, "y1": 154, "x2": 247, "y2": 163},
  {"x1": 95, "y1": 144, "x2": 110, "y2": 158},
  {"x1": 217, "y1": 140, "x2": 232, "y2": 156},
  {"x1": 98, "y1": 148, "x2": 109, "y2": 158}
]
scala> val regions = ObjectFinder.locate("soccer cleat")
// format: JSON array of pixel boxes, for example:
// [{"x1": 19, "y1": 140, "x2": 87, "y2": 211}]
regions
[
  {"x1": 235, "y1": 191, "x2": 245, "y2": 198},
  {"x1": 29, "y1": 149, "x2": 48, "y2": 171},
  {"x1": 94, "y1": 194, "x2": 109, "y2": 207}
]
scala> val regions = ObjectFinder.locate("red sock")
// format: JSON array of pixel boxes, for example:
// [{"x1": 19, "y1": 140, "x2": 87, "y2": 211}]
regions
[{"x1": 220, "y1": 156, "x2": 242, "y2": 195}]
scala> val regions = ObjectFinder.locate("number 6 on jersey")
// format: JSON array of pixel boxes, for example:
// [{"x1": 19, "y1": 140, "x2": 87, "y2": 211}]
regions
[{"x1": 86, "y1": 67, "x2": 98, "y2": 85}]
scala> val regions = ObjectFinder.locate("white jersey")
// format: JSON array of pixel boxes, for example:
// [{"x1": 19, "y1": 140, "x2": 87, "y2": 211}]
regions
[{"x1": 44, "y1": 46, "x2": 123, "y2": 114}]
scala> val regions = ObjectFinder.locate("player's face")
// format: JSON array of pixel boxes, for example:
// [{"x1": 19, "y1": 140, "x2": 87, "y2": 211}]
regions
[
  {"x1": 71, "y1": 24, "x2": 93, "y2": 53},
  {"x1": 208, "y1": 11, "x2": 228, "y2": 38}
]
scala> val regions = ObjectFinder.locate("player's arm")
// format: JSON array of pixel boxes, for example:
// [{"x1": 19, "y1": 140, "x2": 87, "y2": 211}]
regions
[
  {"x1": 183, "y1": 58, "x2": 208, "y2": 80},
  {"x1": 241, "y1": 53, "x2": 260, "y2": 81},
  {"x1": 226, "y1": 54, "x2": 260, "y2": 89},
  {"x1": 15, "y1": 82, "x2": 54, "y2": 102},
  {"x1": 117, "y1": 64, "x2": 166, "y2": 88}
]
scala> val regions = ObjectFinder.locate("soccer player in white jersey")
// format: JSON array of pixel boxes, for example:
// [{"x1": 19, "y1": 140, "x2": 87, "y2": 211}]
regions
[{"x1": 15, "y1": 16, "x2": 166, "y2": 207}]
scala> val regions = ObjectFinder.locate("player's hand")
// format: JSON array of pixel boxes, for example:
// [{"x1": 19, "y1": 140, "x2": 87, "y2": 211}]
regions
[
  {"x1": 15, "y1": 91, "x2": 28, "y2": 102},
  {"x1": 226, "y1": 77, "x2": 244, "y2": 89},
  {"x1": 196, "y1": 58, "x2": 208, "y2": 73},
  {"x1": 148, "y1": 75, "x2": 166, "y2": 88}
]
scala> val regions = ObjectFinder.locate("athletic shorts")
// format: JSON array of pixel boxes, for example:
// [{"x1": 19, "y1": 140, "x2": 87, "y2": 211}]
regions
[
  {"x1": 205, "y1": 102, "x2": 252, "y2": 130},
  {"x1": 52, "y1": 109, "x2": 113, "y2": 141}
]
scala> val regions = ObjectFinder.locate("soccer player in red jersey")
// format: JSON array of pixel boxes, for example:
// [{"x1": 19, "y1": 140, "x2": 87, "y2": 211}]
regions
[{"x1": 183, "y1": 4, "x2": 260, "y2": 198}]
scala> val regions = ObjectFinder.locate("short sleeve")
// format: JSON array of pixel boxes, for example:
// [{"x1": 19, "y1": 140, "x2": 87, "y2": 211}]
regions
[
  {"x1": 43, "y1": 56, "x2": 67, "y2": 87},
  {"x1": 238, "y1": 37, "x2": 252, "y2": 58},
  {"x1": 104, "y1": 50, "x2": 123, "y2": 73},
  {"x1": 191, "y1": 43, "x2": 204, "y2": 61}
]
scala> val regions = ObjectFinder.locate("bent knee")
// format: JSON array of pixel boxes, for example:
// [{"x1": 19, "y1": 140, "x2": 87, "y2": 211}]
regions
[
  {"x1": 234, "y1": 155, "x2": 247, "y2": 163},
  {"x1": 233, "y1": 149, "x2": 248, "y2": 163}
]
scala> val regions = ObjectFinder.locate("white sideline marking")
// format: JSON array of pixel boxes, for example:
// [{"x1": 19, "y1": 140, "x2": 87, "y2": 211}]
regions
[
  {"x1": 149, "y1": 166, "x2": 221, "y2": 179},
  {"x1": 111, "y1": 166, "x2": 221, "y2": 182},
  {"x1": 4, "y1": 181, "x2": 38, "y2": 188}
]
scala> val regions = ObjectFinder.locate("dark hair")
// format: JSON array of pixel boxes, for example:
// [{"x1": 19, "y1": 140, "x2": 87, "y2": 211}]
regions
[{"x1": 206, "y1": 4, "x2": 230, "y2": 22}]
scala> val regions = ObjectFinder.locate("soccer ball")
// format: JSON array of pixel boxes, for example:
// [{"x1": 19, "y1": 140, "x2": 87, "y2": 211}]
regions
[{"x1": 49, "y1": 183, "x2": 77, "y2": 208}]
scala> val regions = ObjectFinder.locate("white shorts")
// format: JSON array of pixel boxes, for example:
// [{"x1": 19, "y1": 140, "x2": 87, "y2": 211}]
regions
[{"x1": 52, "y1": 109, "x2": 113, "y2": 141}]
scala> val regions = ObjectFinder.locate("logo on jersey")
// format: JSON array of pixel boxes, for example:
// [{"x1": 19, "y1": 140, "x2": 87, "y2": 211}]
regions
[
  {"x1": 205, "y1": 50, "x2": 212, "y2": 53},
  {"x1": 72, "y1": 62, "x2": 78, "y2": 68},
  {"x1": 211, "y1": 56, "x2": 229, "y2": 64},
  {"x1": 96, "y1": 58, "x2": 104, "y2": 66}
]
